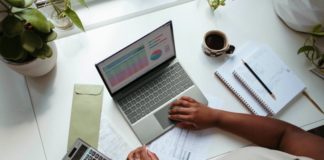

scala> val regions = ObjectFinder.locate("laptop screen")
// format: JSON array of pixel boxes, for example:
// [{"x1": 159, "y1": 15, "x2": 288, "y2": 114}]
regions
[{"x1": 96, "y1": 21, "x2": 175, "y2": 94}]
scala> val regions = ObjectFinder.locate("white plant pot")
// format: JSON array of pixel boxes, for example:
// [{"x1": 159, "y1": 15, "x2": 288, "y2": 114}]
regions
[
  {"x1": 0, "y1": 43, "x2": 57, "y2": 77},
  {"x1": 272, "y1": 0, "x2": 324, "y2": 33}
]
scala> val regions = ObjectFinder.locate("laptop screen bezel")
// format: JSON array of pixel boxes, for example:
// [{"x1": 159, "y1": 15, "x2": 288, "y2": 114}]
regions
[{"x1": 96, "y1": 21, "x2": 176, "y2": 96}]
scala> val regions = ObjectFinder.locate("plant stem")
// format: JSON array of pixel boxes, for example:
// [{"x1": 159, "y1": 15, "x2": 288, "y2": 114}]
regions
[
  {"x1": 0, "y1": 0, "x2": 9, "y2": 10},
  {"x1": 49, "y1": 0, "x2": 63, "y2": 15}
]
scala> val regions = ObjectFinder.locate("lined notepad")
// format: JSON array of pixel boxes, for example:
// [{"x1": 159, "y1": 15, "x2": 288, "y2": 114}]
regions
[
  {"x1": 215, "y1": 43, "x2": 305, "y2": 116},
  {"x1": 215, "y1": 43, "x2": 269, "y2": 116},
  {"x1": 233, "y1": 46, "x2": 305, "y2": 115}
]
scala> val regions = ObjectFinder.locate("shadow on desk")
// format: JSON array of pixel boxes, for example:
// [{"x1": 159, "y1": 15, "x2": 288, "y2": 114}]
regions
[
  {"x1": 26, "y1": 65, "x2": 58, "y2": 114},
  {"x1": 309, "y1": 125, "x2": 324, "y2": 138}
]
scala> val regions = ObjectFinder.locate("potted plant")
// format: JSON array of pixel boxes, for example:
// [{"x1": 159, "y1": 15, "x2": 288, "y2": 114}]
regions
[
  {"x1": 48, "y1": 0, "x2": 85, "y2": 31},
  {"x1": 298, "y1": 24, "x2": 324, "y2": 78},
  {"x1": 272, "y1": 0, "x2": 324, "y2": 79},
  {"x1": 208, "y1": 0, "x2": 226, "y2": 11},
  {"x1": 0, "y1": 0, "x2": 57, "y2": 77}
]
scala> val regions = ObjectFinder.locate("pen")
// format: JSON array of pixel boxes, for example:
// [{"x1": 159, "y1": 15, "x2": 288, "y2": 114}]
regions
[{"x1": 242, "y1": 59, "x2": 276, "y2": 100}]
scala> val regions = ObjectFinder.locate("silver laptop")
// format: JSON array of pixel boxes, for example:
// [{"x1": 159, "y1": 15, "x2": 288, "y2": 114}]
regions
[{"x1": 96, "y1": 21, "x2": 207, "y2": 144}]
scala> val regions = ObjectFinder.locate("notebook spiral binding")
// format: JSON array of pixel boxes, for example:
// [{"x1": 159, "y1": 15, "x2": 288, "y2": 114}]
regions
[
  {"x1": 215, "y1": 71, "x2": 258, "y2": 115},
  {"x1": 233, "y1": 70, "x2": 275, "y2": 115}
]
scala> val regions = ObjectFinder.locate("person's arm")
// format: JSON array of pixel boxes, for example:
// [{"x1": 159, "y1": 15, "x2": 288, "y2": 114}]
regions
[{"x1": 169, "y1": 96, "x2": 324, "y2": 160}]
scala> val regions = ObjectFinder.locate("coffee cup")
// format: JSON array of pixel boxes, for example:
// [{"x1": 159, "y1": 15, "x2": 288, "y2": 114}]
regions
[{"x1": 202, "y1": 30, "x2": 235, "y2": 57}]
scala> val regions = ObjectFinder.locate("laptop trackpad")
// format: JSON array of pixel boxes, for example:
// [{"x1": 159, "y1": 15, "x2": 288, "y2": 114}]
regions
[{"x1": 154, "y1": 106, "x2": 175, "y2": 129}]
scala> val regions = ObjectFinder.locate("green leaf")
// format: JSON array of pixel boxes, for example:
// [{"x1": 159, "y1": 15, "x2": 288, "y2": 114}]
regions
[
  {"x1": 312, "y1": 24, "x2": 322, "y2": 33},
  {"x1": 21, "y1": 30, "x2": 43, "y2": 53},
  {"x1": 17, "y1": 8, "x2": 51, "y2": 33},
  {"x1": 0, "y1": 36, "x2": 25, "y2": 60},
  {"x1": 4, "y1": 0, "x2": 24, "y2": 8},
  {"x1": 318, "y1": 59, "x2": 324, "y2": 67},
  {"x1": 48, "y1": 21, "x2": 55, "y2": 29},
  {"x1": 64, "y1": 7, "x2": 85, "y2": 31},
  {"x1": 37, "y1": 30, "x2": 57, "y2": 42},
  {"x1": 297, "y1": 46, "x2": 315, "y2": 54},
  {"x1": 31, "y1": 43, "x2": 52, "y2": 59},
  {"x1": 312, "y1": 32, "x2": 324, "y2": 37},
  {"x1": 4, "y1": 0, "x2": 35, "y2": 8},
  {"x1": 209, "y1": 0, "x2": 226, "y2": 10},
  {"x1": 43, "y1": 30, "x2": 57, "y2": 42},
  {"x1": 2, "y1": 16, "x2": 24, "y2": 37},
  {"x1": 78, "y1": 0, "x2": 87, "y2": 7}
]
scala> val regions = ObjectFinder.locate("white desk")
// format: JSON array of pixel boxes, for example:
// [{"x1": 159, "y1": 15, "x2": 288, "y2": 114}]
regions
[
  {"x1": 24, "y1": 0, "x2": 324, "y2": 160},
  {"x1": 0, "y1": 63, "x2": 46, "y2": 160}
]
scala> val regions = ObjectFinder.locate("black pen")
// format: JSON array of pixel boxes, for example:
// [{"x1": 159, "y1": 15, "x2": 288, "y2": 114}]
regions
[{"x1": 242, "y1": 59, "x2": 276, "y2": 100}]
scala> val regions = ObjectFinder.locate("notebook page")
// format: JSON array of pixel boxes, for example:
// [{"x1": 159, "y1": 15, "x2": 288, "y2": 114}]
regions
[
  {"x1": 215, "y1": 42, "x2": 268, "y2": 116},
  {"x1": 233, "y1": 65, "x2": 274, "y2": 114},
  {"x1": 236, "y1": 46, "x2": 305, "y2": 114}
]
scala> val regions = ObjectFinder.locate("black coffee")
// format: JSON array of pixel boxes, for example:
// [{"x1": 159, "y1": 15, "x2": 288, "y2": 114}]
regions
[{"x1": 205, "y1": 34, "x2": 225, "y2": 50}]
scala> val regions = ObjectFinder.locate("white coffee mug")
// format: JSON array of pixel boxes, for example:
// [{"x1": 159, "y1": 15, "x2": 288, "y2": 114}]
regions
[{"x1": 202, "y1": 30, "x2": 235, "y2": 57}]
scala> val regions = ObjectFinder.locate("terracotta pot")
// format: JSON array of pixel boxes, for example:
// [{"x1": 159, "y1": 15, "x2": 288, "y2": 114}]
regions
[{"x1": 0, "y1": 43, "x2": 57, "y2": 77}]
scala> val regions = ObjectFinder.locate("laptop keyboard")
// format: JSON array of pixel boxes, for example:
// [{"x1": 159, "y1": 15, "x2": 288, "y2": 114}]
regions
[{"x1": 118, "y1": 62, "x2": 194, "y2": 124}]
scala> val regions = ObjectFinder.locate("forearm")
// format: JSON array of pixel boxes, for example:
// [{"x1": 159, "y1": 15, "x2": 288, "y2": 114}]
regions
[
  {"x1": 213, "y1": 109, "x2": 301, "y2": 149},
  {"x1": 169, "y1": 97, "x2": 324, "y2": 159}
]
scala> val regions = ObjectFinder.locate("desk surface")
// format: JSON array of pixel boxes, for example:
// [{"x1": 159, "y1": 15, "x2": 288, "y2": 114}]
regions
[
  {"x1": 13, "y1": 0, "x2": 324, "y2": 159},
  {"x1": 0, "y1": 63, "x2": 45, "y2": 160}
]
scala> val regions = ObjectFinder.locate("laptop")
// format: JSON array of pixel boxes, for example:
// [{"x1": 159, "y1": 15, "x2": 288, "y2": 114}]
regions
[{"x1": 96, "y1": 21, "x2": 207, "y2": 144}]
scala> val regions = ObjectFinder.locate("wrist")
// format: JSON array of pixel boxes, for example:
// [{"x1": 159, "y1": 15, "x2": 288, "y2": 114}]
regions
[{"x1": 211, "y1": 109, "x2": 222, "y2": 126}]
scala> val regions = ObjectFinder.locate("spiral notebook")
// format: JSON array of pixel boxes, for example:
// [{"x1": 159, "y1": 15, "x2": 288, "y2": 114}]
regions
[{"x1": 215, "y1": 43, "x2": 305, "y2": 116}]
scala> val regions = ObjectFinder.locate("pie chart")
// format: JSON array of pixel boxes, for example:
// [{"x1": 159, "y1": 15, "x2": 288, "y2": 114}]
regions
[{"x1": 150, "y1": 49, "x2": 162, "y2": 61}]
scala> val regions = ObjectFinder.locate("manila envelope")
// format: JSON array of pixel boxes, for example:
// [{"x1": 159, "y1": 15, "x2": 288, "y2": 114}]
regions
[{"x1": 67, "y1": 84, "x2": 103, "y2": 150}]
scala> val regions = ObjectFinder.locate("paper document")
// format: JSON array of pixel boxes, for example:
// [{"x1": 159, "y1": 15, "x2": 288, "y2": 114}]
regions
[
  {"x1": 98, "y1": 115, "x2": 132, "y2": 160},
  {"x1": 148, "y1": 96, "x2": 224, "y2": 160},
  {"x1": 98, "y1": 95, "x2": 224, "y2": 160}
]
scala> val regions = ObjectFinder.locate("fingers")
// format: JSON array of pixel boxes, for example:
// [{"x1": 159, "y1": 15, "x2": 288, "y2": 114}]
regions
[
  {"x1": 128, "y1": 146, "x2": 158, "y2": 160},
  {"x1": 133, "y1": 147, "x2": 141, "y2": 160},
  {"x1": 169, "y1": 114, "x2": 193, "y2": 122},
  {"x1": 127, "y1": 150, "x2": 135, "y2": 160},
  {"x1": 139, "y1": 146, "x2": 150, "y2": 160},
  {"x1": 169, "y1": 107, "x2": 193, "y2": 115},
  {"x1": 148, "y1": 150, "x2": 159, "y2": 160},
  {"x1": 127, "y1": 146, "x2": 145, "y2": 160},
  {"x1": 171, "y1": 99, "x2": 192, "y2": 108},
  {"x1": 180, "y1": 96, "x2": 197, "y2": 103},
  {"x1": 176, "y1": 122, "x2": 197, "y2": 130}
]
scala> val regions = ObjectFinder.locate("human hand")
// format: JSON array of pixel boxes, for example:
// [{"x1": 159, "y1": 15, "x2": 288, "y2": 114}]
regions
[
  {"x1": 169, "y1": 96, "x2": 218, "y2": 130},
  {"x1": 127, "y1": 146, "x2": 159, "y2": 160}
]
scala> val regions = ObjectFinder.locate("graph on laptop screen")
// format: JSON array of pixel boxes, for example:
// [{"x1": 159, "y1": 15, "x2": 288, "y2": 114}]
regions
[
  {"x1": 103, "y1": 45, "x2": 149, "y2": 87},
  {"x1": 99, "y1": 22, "x2": 175, "y2": 93}
]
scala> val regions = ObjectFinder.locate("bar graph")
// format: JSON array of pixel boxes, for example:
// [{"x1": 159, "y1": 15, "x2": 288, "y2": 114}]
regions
[{"x1": 103, "y1": 45, "x2": 149, "y2": 87}]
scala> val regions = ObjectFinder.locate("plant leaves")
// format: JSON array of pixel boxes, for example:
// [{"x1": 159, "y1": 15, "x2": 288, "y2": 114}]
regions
[
  {"x1": 312, "y1": 32, "x2": 324, "y2": 37},
  {"x1": 0, "y1": 36, "x2": 25, "y2": 60},
  {"x1": 37, "y1": 29, "x2": 57, "y2": 42},
  {"x1": 64, "y1": 7, "x2": 85, "y2": 31},
  {"x1": 17, "y1": 8, "x2": 51, "y2": 33},
  {"x1": 44, "y1": 30, "x2": 57, "y2": 42},
  {"x1": 32, "y1": 43, "x2": 52, "y2": 59},
  {"x1": 78, "y1": 0, "x2": 87, "y2": 7},
  {"x1": 4, "y1": 0, "x2": 24, "y2": 8},
  {"x1": 311, "y1": 24, "x2": 324, "y2": 36},
  {"x1": 21, "y1": 30, "x2": 43, "y2": 53},
  {"x1": 2, "y1": 16, "x2": 24, "y2": 37},
  {"x1": 4, "y1": 0, "x2": 35, "y2": 8},
  {"x1": 318, "y1": 59, "x2": 324, "y2": 67},
  {"x1": 312, "y1": 24, "x2": 322, "y2": 33},
  {"x1": 297, "y1": 45, "x2": 315, "y2": 54}
]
